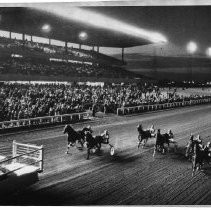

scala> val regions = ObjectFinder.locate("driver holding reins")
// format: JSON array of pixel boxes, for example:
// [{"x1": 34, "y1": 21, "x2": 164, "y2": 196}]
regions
[
  {"x1": 168, "y1": 129, "x2": 175, "y2": 143},
  {"x1": 149, "y1": 125, "x2": 155, "y2": 134},
  {"x1": 196, "y1": 134, "x2": 203, "y2": 149},
  {"x1": 101, "y1": 129, "x2": 109, "y2": 144},
  {"x1": 83, "y1": 125, "x2": 93, "y2": 134}
]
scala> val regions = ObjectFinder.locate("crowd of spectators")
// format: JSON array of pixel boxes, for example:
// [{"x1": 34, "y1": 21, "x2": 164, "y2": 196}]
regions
[
  {"x1": 0, "y1": 58, "x2": 131, "y2": 78},
  {"x1": 0, "y1": 58, "x2": 132, "y2": 78},
  {"x1": 0, "y1": 36, "x2": 133, "y2": 79},
  {"x1": 0, "y1": 82, "x2": 210, "y2": 122},
  {"x1": 0, "y1": 36, "x2": 121, "y2": 65},
  {"x1": 0, "y1": 36, "x2": 92, "y2": 60}
]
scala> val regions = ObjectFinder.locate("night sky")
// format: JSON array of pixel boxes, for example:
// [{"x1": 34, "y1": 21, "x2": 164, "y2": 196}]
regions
[
  {"x1": 1, "y1": 5, "x2": 211, "y2": 56},
  {"x1": 86, "y1": 6, "x2": 211, "y2": 55}
]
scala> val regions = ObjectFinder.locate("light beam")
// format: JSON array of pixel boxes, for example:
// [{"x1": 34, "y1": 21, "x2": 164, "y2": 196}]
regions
[{"x1": 30, "y1": 6, "x2": 167, "y2": 44}]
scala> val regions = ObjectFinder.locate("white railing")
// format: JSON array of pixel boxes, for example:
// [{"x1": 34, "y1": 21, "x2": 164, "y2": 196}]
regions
[
  {"x1": 0, "y1": 141, "x2": 44, "y2": 174},
  {"x1": 0, "y1": 112, "x2": 90, "y2": 130},
  {"x1": 117, "y1": 98, "x2": 211, "y2": 115}
]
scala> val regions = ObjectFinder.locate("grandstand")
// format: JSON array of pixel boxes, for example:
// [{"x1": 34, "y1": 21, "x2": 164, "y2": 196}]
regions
[
  {"x1": 0, "y1": 7, "x2": 169, "y2": 83},
  {"x1": 0, "y1": 35, "x2": 139, "y2": 83}
]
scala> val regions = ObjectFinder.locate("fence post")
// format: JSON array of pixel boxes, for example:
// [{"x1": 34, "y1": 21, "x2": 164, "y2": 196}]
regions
[
  {"x1": 40, "y1": 145, "x2": 44, "y2": 172},
  {"x1": 12, "y1": 140, "x2": 17, "y2": 163}
]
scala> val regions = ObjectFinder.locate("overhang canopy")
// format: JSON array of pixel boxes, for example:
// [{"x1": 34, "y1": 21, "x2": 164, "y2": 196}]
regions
[{"x1": 0, "y1": 7, "x2": 157, "y2": 48}]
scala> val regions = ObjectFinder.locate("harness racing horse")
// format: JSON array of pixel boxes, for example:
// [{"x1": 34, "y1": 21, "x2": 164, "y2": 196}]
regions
[
  {"x1": 64, "y1": 125, "x2": 86, "y2": 154},
  {"x1": 192, "y1": 141, "x2": 211, "y2": 176},
  {"x1": 153, "y1": 130, "x2": 177, "y2": 158},
  {"x1": 185, "y1": 135, "x2": 195, "y2": 160},
  {"x1": 84, "y1": 130, "x2": 114, "y2": 160},
  {"x1": 137, "y1": 124, "x2": 156, "y2": 148},
  {"x1": 203, "y1": 142, "x2": 211, "y2": 164},
  {"x1": 192, "y1": 141, "x2": 204, "y2": 176}
]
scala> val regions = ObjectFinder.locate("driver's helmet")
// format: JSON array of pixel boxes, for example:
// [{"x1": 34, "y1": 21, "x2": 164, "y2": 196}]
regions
[
  {"x1": 197, "y1": 135, "x2": 202, "y2": 143},
  {"x1": 87, "y1": 125, "x2": 91, "y2": 130},
  {"x1": 137, "y1": 124, "x2": 142, "y2": 128},
  {"x1": 104, "y1": 130, "x2": 109, "y2": 135},
  {"x1": 151, "y1": 125, "x2": 155, "y2": 129}
]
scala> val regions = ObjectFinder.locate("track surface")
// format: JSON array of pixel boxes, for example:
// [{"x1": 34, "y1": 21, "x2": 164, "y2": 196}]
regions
[{"x1": 0, "y1": 105, "x2": 211, "y2": 205}]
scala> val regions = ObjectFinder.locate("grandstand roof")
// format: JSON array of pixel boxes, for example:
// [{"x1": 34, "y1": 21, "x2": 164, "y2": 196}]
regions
[{"x1": 0, "y1": 7, "x2": 163, "y2": 48}]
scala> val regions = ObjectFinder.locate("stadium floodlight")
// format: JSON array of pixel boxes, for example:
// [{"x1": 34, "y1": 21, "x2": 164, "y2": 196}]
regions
[
  {"x1": 187, "y1": 41, "x2": 197, "y2": 54},
  {"x1": 206, "y1": 47, "x2": 211, "y2": 57},
  {"x1": 30, "y1": 6, "x2": 167, "y2": 44},
  {"x1": 79, "y1": 31, "x2": 88, "y2": 41},
  {"x1": 42, "y1": 24, "x2": 51, "y2": 33}
]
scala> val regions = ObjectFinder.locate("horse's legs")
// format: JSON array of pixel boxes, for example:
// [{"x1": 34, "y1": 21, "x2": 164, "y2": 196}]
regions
[
  {"x1": 185, "y1": 146, "x2": 190, "y2": 158},
  {"x1": 167, "y1": 143, "x2": 170, "y2": 153},
  {"x1": 199, "y1": 158, "x2": 203, "y2": 170},
  {"x1": 192, "y1": 162, "x2": 195, "y2": 177},
  {"x1": 153, "y1": 146, "x2": 157, "y2": 158},
  {"x1": 143, "y1": 138, "x2": 147, "y2": 147},
  {"x1": 87, "y1": 148, "x2": 90, "y2": 160},
  {"x1": 174, "y1": 143, "x2": 178, "y2": 153},
  {"x1": 192, "y1": 167, "x2": 195, "y2": 177},
  {"x1": 192, "y1": 156, "x2": 197, "y2": 177},
  {"x1": 162, "y1": 148, "x2": 165, "y2": 154},
  {"x1": 138, "y1": 137, "x2": 142, "y2": 149},
  {"x1": 66, "y1": 143, "x2": 70, "y2": 154},
  {"x1": 138, "y1": 135, "x2": 142, "y2": 149},
  {"x1": 97, "y1": 143, "x2": 101, "y2": 151},
  {"x1": 161, "y1": 145, "x2": 165, "y2": 154},
  {"x1": 141, "y1": 138, "x2": 146, "y2": 148},
  {"x1": 79, "y1": 139, "x2": 84, "y2": 148}
]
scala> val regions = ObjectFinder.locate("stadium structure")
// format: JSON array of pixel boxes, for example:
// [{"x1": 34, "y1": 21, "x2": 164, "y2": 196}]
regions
[{"x1": 0, "y1": 7, "x2": 168, "y2": 83}]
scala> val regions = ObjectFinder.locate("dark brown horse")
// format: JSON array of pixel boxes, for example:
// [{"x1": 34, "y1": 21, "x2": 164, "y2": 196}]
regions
[
  {"x1": 84, "y1": 131, "x2": 114, "y2": 160},
  {"x1": 192, "y1": 141, "x2": 211, "y2": 176},
  {"x1": 64, "y1": 125, "x2": 86, "y2": 154},
  {"x1": 153, "y1": 131, "x2": 175, "y2": 158},
  {"x1": 137, "y1": 124, "x2": 155, "y2": 148}
]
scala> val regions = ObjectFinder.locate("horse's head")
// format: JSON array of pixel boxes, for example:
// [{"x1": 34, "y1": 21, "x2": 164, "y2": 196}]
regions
[
  {"x1": 188, "y1": 134, "x2": 194, "y2": 144},
  {"x1": 65, "y1": 124, "x2": 74, "y2": 133},
  {"x1": 137, "y1": 124, "x2": 143, "y2": 131}
]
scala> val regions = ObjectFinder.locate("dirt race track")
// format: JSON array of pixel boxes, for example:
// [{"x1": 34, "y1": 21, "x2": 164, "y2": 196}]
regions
[{"x1": 0, "y1": 105, "x2": 211, "y2": 205}]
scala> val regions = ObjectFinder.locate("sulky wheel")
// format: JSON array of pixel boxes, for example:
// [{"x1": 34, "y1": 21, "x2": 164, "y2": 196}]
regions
[{"x1": 110, "y1": 146, "x2": 115, "y2": 156}]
